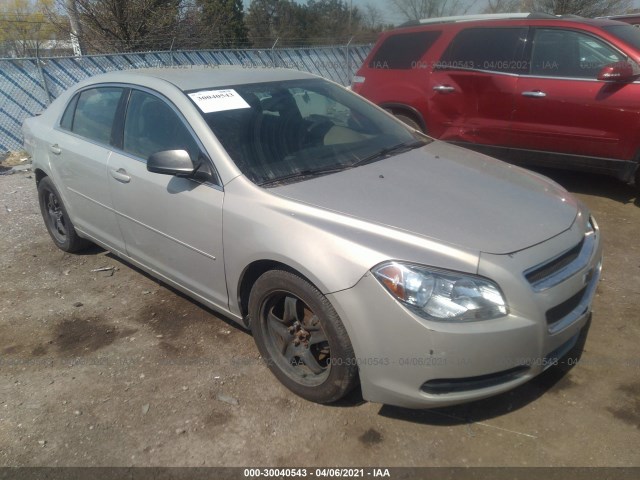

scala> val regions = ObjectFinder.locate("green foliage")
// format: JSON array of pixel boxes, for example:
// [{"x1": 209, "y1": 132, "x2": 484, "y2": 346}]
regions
[
  {"x1": 0, "y1": 0, "x2": 59, "y2": 57},
  {"x1": 532, "y1": 0, "x2": 631, "y2": 17},
  {"x1": 196, "y1": 0, "x2": 249, "y2": 48},
  {"x1": 246, "y1": 0, "x2": 381, "y2": 47},
  {"x1": 3, "y1": 0, "x2": 388, "y2": 56},
  {"x1": 73, "y1": 0, "x2": 182, "y2": 52}
]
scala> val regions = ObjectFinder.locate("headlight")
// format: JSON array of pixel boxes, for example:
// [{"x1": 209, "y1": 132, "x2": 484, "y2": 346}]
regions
[{"x1": 372, "y1": 261, "x2": 508, "y2": 322}]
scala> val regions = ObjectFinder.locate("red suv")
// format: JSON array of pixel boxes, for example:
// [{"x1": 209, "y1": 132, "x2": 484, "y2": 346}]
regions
[{"x1": 353, "y1": 13, "x2": 640, "y2": 187}]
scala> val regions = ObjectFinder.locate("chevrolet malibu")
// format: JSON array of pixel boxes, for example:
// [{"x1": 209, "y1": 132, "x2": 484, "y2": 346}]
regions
[{"x1": 22, "y1": 67, "x2": 602, "y2": 408}]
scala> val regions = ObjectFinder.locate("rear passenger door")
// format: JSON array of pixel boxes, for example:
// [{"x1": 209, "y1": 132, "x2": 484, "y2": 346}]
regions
[
  {"x1": 510, "y1": 28, "x2": 638, "y2": 160},
  {"x1": 428, "y1": 27, "x2": 528, "y2": 146},
  {"x1": 50, "y1": 86, "x2": 127, "y2": 254}
]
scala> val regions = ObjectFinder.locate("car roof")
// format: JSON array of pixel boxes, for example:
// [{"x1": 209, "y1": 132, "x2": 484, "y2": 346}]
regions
[
  {"x1": 598, "y1": 14, "x2": 640, "y2": 20},
  {"x1": 81, "y1": 66, "x2": 318, "y2": 92},
  {"x1": 396, "y1": 12, "x2": 626, "y2": 30}
]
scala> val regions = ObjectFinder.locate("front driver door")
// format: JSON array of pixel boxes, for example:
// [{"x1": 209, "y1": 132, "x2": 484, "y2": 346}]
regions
[
  {"x1": 107, "y1": 89, "x2": 227, "y2": 310},
  {"x1": 428, "y1": 26, "x2": 528, "y2": 146},
  {"x1": 510, "y1": 28, "x2": 638, "y2": 161}
]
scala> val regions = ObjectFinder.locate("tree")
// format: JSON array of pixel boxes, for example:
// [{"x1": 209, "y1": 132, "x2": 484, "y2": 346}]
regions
[
  {"x1": 245, "y1": 0, "x2": 313, "y2": 47},
  {"x1": 483, "y1": 0, "x2": 522, "y2": 13},
  {"x1": 196, "y1": 0, "x2": 249, "y2": 48},
  {"x1": 0, "y1": 0, "x2": 59, "y2": 57},
  {"x1": 362, "y1": 3, "x2": 384, "y2": 30},
  {"x1": 307, "y1": 0, "x2": 362, "y2": 38},
  {"x1": 388, "y1": 0, "x2": 473, "y2": 22},
  {"x1": 532, "y1": 0, "x2": 630, "y2": 17},
  {"x1": 65, "y1": 0, "x2": 182, "y2": 53}
]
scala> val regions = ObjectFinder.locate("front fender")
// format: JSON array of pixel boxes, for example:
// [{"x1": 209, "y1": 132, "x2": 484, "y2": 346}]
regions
[{"x1": 222, "y1": 176, "x2": 479, "y2": 317}]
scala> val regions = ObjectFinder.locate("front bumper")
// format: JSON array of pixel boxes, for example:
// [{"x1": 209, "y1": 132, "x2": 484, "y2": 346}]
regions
[{"x1": 327, "y1": 211, "x2": 602, "y2": 409}]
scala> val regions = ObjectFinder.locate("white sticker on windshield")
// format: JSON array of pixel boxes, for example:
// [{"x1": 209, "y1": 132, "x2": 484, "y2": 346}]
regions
[{"x1": 188, "y1": 89, "x2": 250, "y2": 113}]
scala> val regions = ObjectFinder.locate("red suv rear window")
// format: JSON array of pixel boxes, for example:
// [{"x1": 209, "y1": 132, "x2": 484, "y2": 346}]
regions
[{"x1": 368, "y1": 30, "x2": 441, "y2": 69}]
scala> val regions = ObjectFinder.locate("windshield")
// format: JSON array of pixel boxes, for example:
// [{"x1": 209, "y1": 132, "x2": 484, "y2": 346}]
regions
[
  {"x1": 603, "y1": 24, "x2": 640, "y2": 51},
  {"x1": 186, "y1": 79, "x2": 429, "y2": 186}
]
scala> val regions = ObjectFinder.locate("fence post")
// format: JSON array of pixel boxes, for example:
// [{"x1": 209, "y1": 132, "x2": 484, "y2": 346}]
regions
[
  {"x1": 271, "y1": 38, "x2": 279, "y2": 68},
  {"x1": 35, "y1": 46, "x2": 52, "y2": 106},
  {"x1": 345, "y1": 36, "x2": 354, "y2": 86},
  {"x1": 170, "y1": 37, "x2": 175, "y2": 67}
]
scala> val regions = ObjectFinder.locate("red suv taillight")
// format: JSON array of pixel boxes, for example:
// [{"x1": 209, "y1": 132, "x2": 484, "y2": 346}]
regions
[{"x1": 351, "y1": 76, "x2": 365, "y2": 93}]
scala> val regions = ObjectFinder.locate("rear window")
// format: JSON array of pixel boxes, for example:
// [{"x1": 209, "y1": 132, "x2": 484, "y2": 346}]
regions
[
  {"x1": 438, "y1": 27, "x2": 529, "y2": 73},
  {"x1": 368, "y1": 31, "x2": 441, "y2": 69}
]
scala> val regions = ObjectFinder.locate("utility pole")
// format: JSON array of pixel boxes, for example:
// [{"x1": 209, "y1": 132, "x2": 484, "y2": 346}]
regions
[{"x1": 66, "y1": 0, "x2": 84, "y2": 56}]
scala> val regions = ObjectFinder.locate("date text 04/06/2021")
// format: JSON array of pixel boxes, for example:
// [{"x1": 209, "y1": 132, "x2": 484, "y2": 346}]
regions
[{"x1": 243, "y1": 468, "x2": 391, "y2": 478}]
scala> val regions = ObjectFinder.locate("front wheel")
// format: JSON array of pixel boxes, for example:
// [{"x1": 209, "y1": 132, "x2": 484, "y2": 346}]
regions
[
  {"x1": 248, "y1": 270, "x2": 358, "y2": 403},
  {"x1": 394, "y1": 113, "x2": 423, "y2": 132},
  {"x1": 37, "y1": 176, "x2": 89, "y2": 253}
]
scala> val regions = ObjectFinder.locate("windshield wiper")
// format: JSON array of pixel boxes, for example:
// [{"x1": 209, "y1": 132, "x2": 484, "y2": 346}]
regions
[
  {"x1": 351, "y1": 139, "x2": 428, "y2": 168},
  {"x1": 258, "y1": 164, "x2": 348, "y2": 187}
]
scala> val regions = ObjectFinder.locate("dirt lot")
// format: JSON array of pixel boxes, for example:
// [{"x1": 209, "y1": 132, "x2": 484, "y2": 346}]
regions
[{"x1": 0, "y1": 165, "x2": 639, "y2": 468}]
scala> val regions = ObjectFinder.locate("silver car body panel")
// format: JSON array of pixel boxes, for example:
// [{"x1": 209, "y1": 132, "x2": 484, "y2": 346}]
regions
[
  {"x1": 272, "y1": 141, "x2": 578, "y2": 255},
  {"x1": 23, "y1": 67, "x2": 603, "y2": 408},
  {"x1": 328, "y1": 205, "x2": 601, "y2": 408}
]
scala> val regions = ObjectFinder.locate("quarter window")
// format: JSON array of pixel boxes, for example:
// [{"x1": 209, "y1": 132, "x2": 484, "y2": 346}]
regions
[
  {"x1": 369, "y1": 31, "x2": 441, "y2": 69},
  {"x1": 438, "y1": 27, "x2": 529, "y2": 73},
  {"x1": 530, "y1": 29, "x2": 624, "y2": 78},
  {"x1": 60, "y1": 94, "x2": 78, "y2": 131},
  {"x1": 123, "y1": 90, "x2": 200, "y2": 161},
  {"x1": 71, "y1": 87, "x2": 123, "y2": 144}
]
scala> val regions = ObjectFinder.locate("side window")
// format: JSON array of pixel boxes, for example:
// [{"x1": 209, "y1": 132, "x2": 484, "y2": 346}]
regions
[
  {"x1": 123, "y1": 90, "x2": 200, "y2": 162},
  {"x1": 438, "y1": 27, "x2": 529, "y2": 74},
  {"x1": 60, "y1": 94, "x2": 79, "y2": 130},
  {"x1": 71, "y1": 87, "x2": 123, "y2": 144},
  {"x1": 369, "y1": 31, "x2": 441, "y2": 69},
  {"x1": 530, "y1": 29, "x2": 625, "y2": 78}
]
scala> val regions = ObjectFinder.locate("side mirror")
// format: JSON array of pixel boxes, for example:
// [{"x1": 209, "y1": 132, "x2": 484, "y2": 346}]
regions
[
  {"x1": 147, "y1": 149, "x2": 197, "y2": 177},
  {"x1": 597, "y1": 61, "x2": 637, "y2": 82}
]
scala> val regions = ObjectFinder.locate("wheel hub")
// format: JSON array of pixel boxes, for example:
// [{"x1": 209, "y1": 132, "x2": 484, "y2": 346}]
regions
[{"x1": 288, "y1": 320, "x2": 311, "y2": 347}]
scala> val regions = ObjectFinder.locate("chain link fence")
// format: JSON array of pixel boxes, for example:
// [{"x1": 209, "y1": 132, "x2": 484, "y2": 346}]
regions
[{"x1": 0, "y1": 44, "x2": 372, "y2": 153}]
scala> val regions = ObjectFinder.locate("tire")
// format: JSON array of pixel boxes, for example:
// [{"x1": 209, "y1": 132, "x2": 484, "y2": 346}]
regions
[
  {"x1": 37, "y1": 176, "x2": 89, "y2": 253},
  {"x1": 248, "y1": 270, "x2": 358, "y2": 403},
  {"x1": 394, "y1": 113, "x2": 423, "y2": 132}
]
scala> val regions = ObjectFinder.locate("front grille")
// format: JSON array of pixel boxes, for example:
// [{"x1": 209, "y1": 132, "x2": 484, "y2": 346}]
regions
[
  {"x1": 546, "y1": 286, "x2": 587, "y2": 325},
  {"x1": 525, "y1": 239, "x2": 583, "y2": 285}
]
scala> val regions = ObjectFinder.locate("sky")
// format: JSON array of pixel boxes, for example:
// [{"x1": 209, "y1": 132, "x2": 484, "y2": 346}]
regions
[
  {"x1": 3, "y1": 0, "x2": 640, "y2": 31},
  {"x1": 243, "y1": 0, "x2": 640, "y2": 27}
]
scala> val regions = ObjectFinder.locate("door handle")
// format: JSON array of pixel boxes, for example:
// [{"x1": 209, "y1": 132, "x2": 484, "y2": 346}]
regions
[
  {"x1": 50, "y1": 144, "x2": 61, "y2": 155},
  {"x1": 110, "y1": 167, "x2": 131, "y2": 183},
  {"x1": 433, "y1": 85, "x2": 456, "y2": 93},
  {"x1": 521, "y1": 91, "x2": 547, "y2": 98}
]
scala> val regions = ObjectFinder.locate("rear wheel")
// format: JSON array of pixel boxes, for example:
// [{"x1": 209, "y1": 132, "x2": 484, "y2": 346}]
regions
[
  {"x1": 37, "y1": 176, "x2": 89, "y2": 253},
  {"x1": 249, "y1": 270, "x2": 358, "y2": 403}
]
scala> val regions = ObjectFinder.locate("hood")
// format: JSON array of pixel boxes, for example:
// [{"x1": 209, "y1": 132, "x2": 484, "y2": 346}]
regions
[{"x1": 271, "y1": 141, "x2": 578, "y2": 255}]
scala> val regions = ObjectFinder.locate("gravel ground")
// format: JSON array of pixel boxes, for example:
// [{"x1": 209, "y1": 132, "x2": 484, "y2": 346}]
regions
[{"x1": 0, "y1": 167, "x2": 639, "y2": 467}]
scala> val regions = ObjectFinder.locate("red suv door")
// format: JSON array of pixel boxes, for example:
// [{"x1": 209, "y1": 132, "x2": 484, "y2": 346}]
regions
[
  {"x1": 427, "y1": 27, "x2": 528, "y2": 146},
  {"x1": 510, "y1": 27, "x2": 640, "y2": 163}
]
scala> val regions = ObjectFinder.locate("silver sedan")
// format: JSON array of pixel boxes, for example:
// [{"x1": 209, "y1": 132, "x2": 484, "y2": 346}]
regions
[{"x1": 23, "y1": 67, "x2": 602, "y2": 408}]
